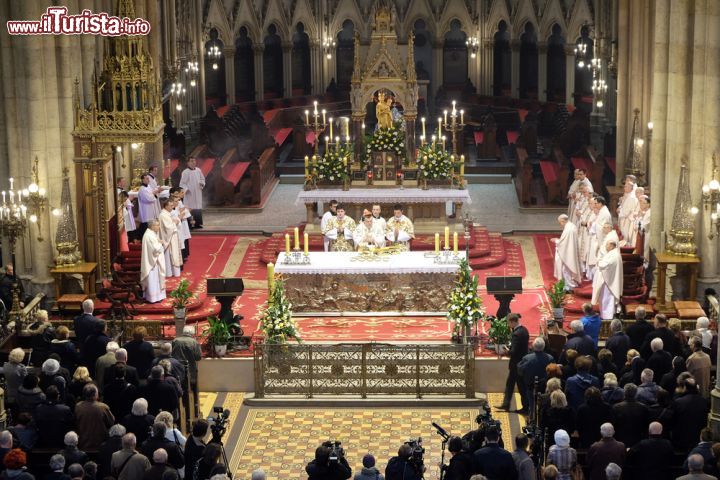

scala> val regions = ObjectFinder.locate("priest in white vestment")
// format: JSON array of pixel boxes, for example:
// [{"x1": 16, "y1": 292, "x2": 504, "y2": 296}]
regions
[
  {"x1": 587, "y1": 197, "x2": 612, "y2": 280},
  {"x1": 137, "y1": 174, "x2": 160, "y2": 238},
  {"x1": 553, "y1": 214, "x2": 582, "y2": 290},
  {"x1": 592, "y1": 239, "x2": 623, "y2": 320},
  {"x1": 629, "y1": 195, "x2": 651, "y2": 259},
  {"x1": 322, "y1": 204, "x2": 356, "y2": 252},
  {"x1": 371, "y1": 204, "x2": 387, "y2": 232},
  {"x1": 320, "y1": 200, "x2": 338, "y2": 252},
  {"x1": 385, "y1": 204, "x2": 415, "y2": 251},
  {"x1": 159, "y1": 198, "x2": 183, "y2": 277},
  {"x1": 353, "y1": 211, "x2": 386, "y2": 250},
  {"x1": 617, "y1": 182, "x2": 639, "y2": 242},
  {"x1": 598, "y1": 223, "x2": 620, "y2": 259},
  {"x1": 567, "y1": 169, "x2": 594, "y2": 218},
  {"x1": 141, "y1": 220, "x2": 167, "y2": 304},
  {"x1": 179, "y1": 158, "x2": 206, "y2": 229},
  {"x1": 171, "y1": 187, "x2": 192, "y2": 260}
]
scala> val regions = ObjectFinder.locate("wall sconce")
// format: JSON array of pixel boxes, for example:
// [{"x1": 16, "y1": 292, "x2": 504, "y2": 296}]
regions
[
  {"x1": 466, "y1": 37, "x2": 479, "y2": 58},
  {"x1": 207, "y1": 44, "x2": 221, "y2": 70},
  {"x1": 323, "y1": 37, "x2": 336, "y2": 60}
]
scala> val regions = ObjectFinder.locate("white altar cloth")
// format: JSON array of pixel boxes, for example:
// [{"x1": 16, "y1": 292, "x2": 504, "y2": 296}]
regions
[
  {"x1": 274, "y1": 251, "x2": 466, "y2": 275},
  {"x1": 295, "y1": 188, "x2": 472, "y2": 206}
]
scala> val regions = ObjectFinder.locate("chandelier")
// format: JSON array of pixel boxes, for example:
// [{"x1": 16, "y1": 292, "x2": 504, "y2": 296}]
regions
[
  {"x1": 207, "y1": 44, "x2": 222, "y2": 70},
  {"x1": 323, "y1": 37, "x2": 336, "y2": 60},
  {"x1": 466, "y1": 37, "x2": 479, "y2": 59}
]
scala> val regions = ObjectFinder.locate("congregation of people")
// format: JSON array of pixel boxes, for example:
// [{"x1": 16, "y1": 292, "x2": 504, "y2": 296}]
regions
[{"x1": 0, "y1": 300, "x2": 230, "y2": 480}]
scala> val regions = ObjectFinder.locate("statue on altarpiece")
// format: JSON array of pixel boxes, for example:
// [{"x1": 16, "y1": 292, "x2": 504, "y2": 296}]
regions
[{"x1": 376, "y1": 92, "x2": 393, "y2": 130}]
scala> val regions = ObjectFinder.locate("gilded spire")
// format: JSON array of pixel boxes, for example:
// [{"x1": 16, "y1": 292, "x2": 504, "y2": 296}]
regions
[
  {"x1": 406, "y1": 31, "x2": 416, "y2": 82},
  {"x1": 666, "y1": 161, "x2": 697, "y2": 256},
  {"x1": 117, "y1": 0, "x2": 136, "y2": 19},
  {"x1": 352, "y1": 31, "x2": 361, "y2": 83}
]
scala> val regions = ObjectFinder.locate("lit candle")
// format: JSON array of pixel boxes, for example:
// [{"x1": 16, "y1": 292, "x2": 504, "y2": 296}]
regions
[
  {"x1": 346, "y1": 135, "x2": 351, "y2": 145},
  {"x1": 322, "y1": 109, "x2": 326, "y2": 124},
  {"x1": 420, "y1": 135, "x2": 424, "y2": 146},
  {"x1": 329, "y1": 117, "x2": 333, "y2": 139},
  {"x1": 305, "y1": 110, "x2": 309, "y2": 125},
  {"x1": 437, "y1": 117, "x2": 442, "y2": 137},
  {"x1": 452, "y1": 100, "x2": 456, "y2": 113},
  {"x1": 421, "y1": 117, "x2": 426, "y2": 137},
  {"x1": 9, "y1": 178, "x2": 13, "y2": 190},
  {"x1": 285, "y1": 233, "x2": 291, "y2": 254},
  {"x1": 431, "y1": 135, "x2": 436, "y2": 148},
  {"x1": 1, "y1": 191, "x2": 5, "y2": 205},
  {"x1": 344, "y1": 118, "x2": 349, "y2": 138},
  {"x1": 460, "y1": 109, "x2": 464, "y2": 124},
  {"x1": 453, "y1": 232, "x2": 458, "y2": 254},
  {"x1": 435, "y1": 233, "x2": 440, "y2": 253},
  {"x1": 304, "y1": 155, "x2": 309, "y2": 177},
  {"x1": 304, "y1": 232, "x2": 309, "y2": 254},
  {"x1": 267, "y1": 262, "x2": 275, "y2": 292},
  {"x1": 343, "y1": 156, "x2": 347, "y2": 167},
  {"x1": 294, "y1": 227, "x2": 300, "y2": 250},
  {"x1": 444, "y1": 226, "x2": 450, "y2": 249},
  {"x1": 460, "y1": 154, "x2": 465, "y2": 177},
  {"x1": 444, "y1": 110, "x2": 448, "y2": 126}
]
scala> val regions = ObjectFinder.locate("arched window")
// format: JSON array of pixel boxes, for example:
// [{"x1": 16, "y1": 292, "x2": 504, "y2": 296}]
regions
[
  {"x1": 234, "y1": 27, "x2": 255, "y2": 102},
  {"x1": 547, "y1": 24, "x2": 566, "y2": 102},
  {"x1": 493, "y1": 21, "x2": 511, "y2": 96},
  {"x1": 413, "y1": 19, "x2": 432, "y2": 118},
  {"x1": 204, "y1": 28, "x2": 227, "y2": 107},
  {"x1": 336, "y1": 20, "x2": 355, "y2": 91},
  {"x1": 263, "y1": 24, "x2": 283, "y2": 98},
  {"x1": 292, "y1": 23, "x2": 311, "y2": 95},
  {"x1": 519, "y1": 23, "x2": 538, "y2": 99},
  {"x1": 443, "y1": 19, "x2": 468, "y2": 87}
]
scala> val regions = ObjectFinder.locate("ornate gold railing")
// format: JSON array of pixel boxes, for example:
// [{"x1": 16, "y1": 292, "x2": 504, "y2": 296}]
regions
[{"x1": 253, "y1": 342, "x2": 475, "y2": 399}]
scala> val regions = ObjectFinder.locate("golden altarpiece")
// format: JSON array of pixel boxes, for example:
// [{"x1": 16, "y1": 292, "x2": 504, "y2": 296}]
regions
[{"x1": 71, "y1": 0, "x2": 163, "y2": 279}]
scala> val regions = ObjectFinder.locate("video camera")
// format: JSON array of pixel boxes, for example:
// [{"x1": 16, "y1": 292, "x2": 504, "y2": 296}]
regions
[
  {"x1": 208, "y1": 406, "x2": 230, "y2": 444},
  {"x1": 476, "y1": 404, "x2": 502, "y2": 437},
  {"x1": 322, "y1": 441, "x2": 344, "y2": 464},
  {"x1": 462, "y1": 404, "x2": 504, "y2": 451},
  {"x1": 404, "y1": 438, "x2": 425, "y2": 475}
]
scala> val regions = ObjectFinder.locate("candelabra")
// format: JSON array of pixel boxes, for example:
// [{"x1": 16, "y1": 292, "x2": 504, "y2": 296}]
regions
[
  {"x1": 574, "y1": 41, "x2": 590, "y2": 69},
  {"x1": 590, "y1": 58, "x2": 608, "y2": 109},
  {"x1": 441, "y1": 100, "x2": 465, "y2": 155},
  {"x1": 323, "y1": 37, "x2": 336, "y2": 59},
  {"x1": 282, "y1": 251, "x2": 311, "y2": 265},
  {"x1": 184, "y1": 59, "x2": 200, "y2": 87},
  {"x1": 0, "y1": 177, "x2": 29, "y2": 267},
  {"x1": 24, "y1": 157, "x2": 52, "y2": 242},
  {"x1": 304, "y1": 100, "x2": 328, "y2": 155},
  {"x1": 207, "y1": 44, "x2": 222, "y2": 70},
  {"x1": 466, "y1": 37, "x2": 479, "y2": 58},
  {"x1": 700, "y1": 153, "x2": 720, "y2": 239},
  {"x1": 170, "y1": 81, "x2": 186, "y2": 111}
]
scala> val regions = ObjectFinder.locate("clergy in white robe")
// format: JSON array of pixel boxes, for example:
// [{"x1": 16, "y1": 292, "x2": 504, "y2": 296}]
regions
[
  {"x1": 371, "y1": 204, "x2": 387, "y2": 232},
  {"x1": 629, "y1": 195, "x2": 651, "y2": 259},
  {"x1": 320, "y1": 201, "x2": 338, "y2": 252},
  {"x1": 141, "y1": 220, "x2": 167, "y2": 304},
  {"x1": 598, "y1": 223, "x2": 620, "y2": 259},
  {"x1": 171, "y1": 188, "x2": 192, "y2": 259},
  {"x1": 159, "y1": 199, "x2": 183, "y2": 278},
  {"x1": 592, "y1": 239, "x2": 623, "y2": 320},
  {"x1": 179, "y1": 158, "x2": 206, "y2": 228},
  {"x1": 571, "y1": 185, "x2": 590, "y2": 225},
  {"x1": 385, "y1": 204, "x2": 415, "y2": 251},
  {"x1": 353, "y1": 213, "x2": 386, "y2": 250},
  {"x1": 553, "y1": 214, "x2": 582, "y2": 289},
  {"x1": 617, "y1": 182, "x2": 639, "y2": 242},
  {"x1": 587, "y1": 197, "x2": 612, "y2": 279},
  {"x1": 322, "y1": 205, "x2": 356, "y2": 252},
  {"x1": 567, "y1": 169, "x2": 594, "y2": 218}
]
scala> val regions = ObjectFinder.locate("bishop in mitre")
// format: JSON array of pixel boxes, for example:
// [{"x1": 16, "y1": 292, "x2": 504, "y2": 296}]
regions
[
  {"x1": 141, "y1": 219, "x2": 167, "y2": 304},
  {"x1": 353, "y1": 210, "x2": 386, "y2": 250},
  {"x1": 617, "y1": 181, "x2": 639, "y2": 243},
  {"x1": 385, "y1": 204, "x2": 415, "y2": 251},
  {"x1": 322, "y1": 204, "x2": 356, "y2": 252},
  {"x1": 159, "y1": 198, "x2": 183, "y2": 277},
  {"x1": 591, "y1": 238, "x2": 624, "y2": 320},
  {"x1": 553, "y1": 214, "x2": 582, "y2": 290}
]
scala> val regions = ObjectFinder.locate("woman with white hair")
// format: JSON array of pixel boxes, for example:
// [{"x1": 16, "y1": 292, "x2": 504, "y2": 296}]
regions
[
  {"x1": 600, "y1": 373, "x2": 624, "y2": 405},
  {"x1": 156, "y1": 410, "x2": 186, "y2": 477},
  {"x1": 58, "y1": 431, "x2": 89, "y2": 467},
  {"x1": 2, "y1": 347, "x2": 27, "y2": 405},
  {"x1": 141, "y1": 218, "x2": 167, "y2": 303},
  {"x1": 546, "y1": 429, "x2": 578, "y2": 480},
  {"x1": 120, "y1": 398, "x2": 155, "y2": 445},
  {"x1": 98, "y1": 425, "x2": 126, "y2": 478},
  {"x1": 38, "y1": 358, "x2": 67, "y2": 401}
]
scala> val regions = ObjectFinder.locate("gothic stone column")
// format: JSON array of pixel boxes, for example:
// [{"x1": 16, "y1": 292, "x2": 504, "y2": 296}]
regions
[
  {"x1": 282, "y1": 42, "x2": 293, "y2": 97},
  {"x1": 510, "y1": 40, "x2": 520, "y2": 98},
  {"x1": 538, "y1": 42, "x2": 548, "y2": 102},
  {"x1": 253, "y1": 45, "x2": 264, "y2": 102},
  {"x1": 565, "y1": 45, "x2": 576, "y2": 105},
  {"x1": 224, "y1": 47, "x2": 235, "y2": 105}
]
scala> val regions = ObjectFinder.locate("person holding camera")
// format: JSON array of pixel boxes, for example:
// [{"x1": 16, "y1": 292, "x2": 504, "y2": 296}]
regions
[
  {"x1": 442, "y1": 437, "x2": 475, "y2": 480},
  {"x1": 306, "y1": 443, "x2": 352, "y2": 480},
  {"x1": 385, "y1": 444, "x2": 424, "y2": 480}
]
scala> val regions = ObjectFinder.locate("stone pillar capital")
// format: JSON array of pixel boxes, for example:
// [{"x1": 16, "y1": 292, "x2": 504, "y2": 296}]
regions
[{"x1": 223, "y1": 46, "x2": 235, "y2": 57}]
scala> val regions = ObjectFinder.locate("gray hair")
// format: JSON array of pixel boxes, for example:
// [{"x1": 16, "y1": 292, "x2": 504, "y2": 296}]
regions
[
  {"x1": 150, "y1": 365, "x2": 164, "y2": 379},
  {"x1": 600, "y1": 423, "x2": 615, "y2": 438},
  {"x1": 121, "y1": 433, "x2": 137, "y2": 450},
  {"x1": 49, "y1": 454, "x2": 66, "y2": 471},
  {"x1": 570, "y1": 320, "x2": 584, "y2": 333},
  {"x1": 8, "y1": 348, "x2": 25, "y2": 363},
  {"x1": 558, "y1": 214, "x2": 569, "y2": 222},
  {"x1": 688, "y1": 453, "x2": 705, "y2": 473},
  {"x1": 106, "y1": 341, "x2": 120, "y2": 353},
  {"x1": 610, "y1": 319, "x2": 623, "y2": 333},
  {"x1": 640, "y1": 368, "x2": 654, "y2": 384},
  {"x1": 109, "y1": 424, "x2": 127, "y2": 437},
  {"x1": 182, "y1": 325, "x2": 195, "y2": 336},
  {"x1": 42, "y1": 358, "x2": 60, "y2": 375},
  {"x1": 147, "y1": 219, "x2": 160, "y2": 228},
  {"x1": 651, "y1": 337, "x2": 664, "y2": 352},
  {"x1": 251, "y1": 470, "x2": 267, "y2": 480},
  {"x1": 649, "y1": 421, "x2": 663, "y2": 435},
  {"x1": 605, "y1": 463, "x2": 622, "y2": 480},
  {"x1": 64, "y1": 431, "x2": 79, "y2": 447},
  {"x1": 153, "y1": 448, "x2": 168, "y2": 464},
  {"x1": 160, "y1": 342, "x2": 172, "y2": 355},
  {"x1": 635, "y1": 307, "x2": 646, "y2": 320},
  {"x1": 697, "y1": 316, "x2": 710, "y2": 329},
  {"x1": 624, "y1": 383, "x2": 638, "y2": 400},
  {"x1": 0, "y1": 431, "x2": 12, "y2": 448},
  {"x1": 532, "y1": 337, "x2": 545, "y2": 352},
  {"x1": 131, "y1": 398, "x2": 148, "y2": 416},
  {"x1": 68, "y1": 464, "x2": 84, "y2": 479},
  {"x1": 152, "y1": 422, "x2": 167, "y2": 438},
  {"x1": 82, "y1": 299, "x2": 94, "y2": 313},
  {"x1": 115, "y1": 348, "x2": 128, "y2": 362}
]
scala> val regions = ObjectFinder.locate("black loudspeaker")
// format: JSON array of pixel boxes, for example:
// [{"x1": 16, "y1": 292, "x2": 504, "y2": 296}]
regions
[{"x1": 486, "y1": 276, "x2": 523, "y2": 319}]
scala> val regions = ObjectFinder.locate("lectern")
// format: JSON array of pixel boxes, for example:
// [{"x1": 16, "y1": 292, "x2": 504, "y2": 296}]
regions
[
  {"x1": 206, "y1": 278, "x2": 245, "y2": 333},
  {"x1": 486, "y1": 276, "x2": 523, "y2": 319}
]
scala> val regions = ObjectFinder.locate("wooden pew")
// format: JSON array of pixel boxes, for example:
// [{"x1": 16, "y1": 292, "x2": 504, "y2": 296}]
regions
[
  {"x1": 248, "y1": 147, "x2": 278, "y2": 205},
  {"x1": 514, "y1": 146, "x2": 533, "y2": 206}
]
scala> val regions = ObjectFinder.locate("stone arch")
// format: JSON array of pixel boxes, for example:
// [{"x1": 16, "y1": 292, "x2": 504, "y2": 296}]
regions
[
  {"x1": 262, "y1": 17, "x2": 291, "y2": 43},
  {"x1": 233, "y1": 22, "x2": 260, "y2": 45}
]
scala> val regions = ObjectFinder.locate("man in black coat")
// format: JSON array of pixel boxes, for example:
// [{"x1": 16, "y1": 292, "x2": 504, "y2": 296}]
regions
[
  {"x1": 306, "y1": 444, "x2": 353, "y2": 480},
  {"x1": 670, "y1": 377, "x2": 710, "y2": 451},
  {"x1": 625, "y1": 307, "x2": 654, "y2": 351},
  {"x1": 559, "y1": 320, "x2": 597, "y2": 363},
  {"x1": 73, "y1": 299, "x2": 100, "y2": 349},
  {"x1": 124, "y1": 326, "x2": 155, "y2": 379},
  {"x1": 443, "y1": 437, "x2": 474, "y2": 480},
  {"x1": 640, "y1": 314, "x2": 680, "y2": 358},
  {"x1": 473, "y1": 427, "x2": 518, "y2": 480},
  {"x1": 34, "y1": 386, "x2": 74, "y2": 448},
  {"x1": 496, "y1": 314, "x2": 529, "y2": 413},
  {"x1": 103, "y1": 364, "x2": 139, "y2": 421},
  {"x1": 612, "y1": 383, "x2": 649, "y2": 448},
  {"x1": 142, "y1": 366, "x2": 180, "y2": 416},
  {"x1": 184, "y1": 419, "x2": 208, "y2": 476},
  {"x1": 626, "y1": 421, "x2": 674, "y2": 480},
  {"x1": 81, "y1": 320, "x2": 110, "y2": 376},
  {"x1": 517, "y1": 337, "x2": 554, "y2": 418},
  {"x1": 0, "y1": 264, "x2": 23, "y2": 311},
  {"x1": 139, "y1": 423, "x2": 184, "y2": 470},
  {"x1": 645, "y1": 338, "x2": 673, "y2": 383},
  {"x1": 605, "y1": 319, "x2": 631, "y2": 371},
  {"x1": 104, "y1": 348, "x2": 140, "y2": 387}
]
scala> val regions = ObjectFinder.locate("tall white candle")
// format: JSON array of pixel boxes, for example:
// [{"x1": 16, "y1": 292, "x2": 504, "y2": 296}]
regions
[
  {"x1": 329, "y1": 118, "x2": 333, "y2": 139},
  {"x1": 421, "y1": 117, "x2": 426, "y2": 137}
]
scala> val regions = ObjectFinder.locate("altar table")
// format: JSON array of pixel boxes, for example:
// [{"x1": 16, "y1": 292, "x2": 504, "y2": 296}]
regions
[
  {"x1": 296, "y1": 188, "x2": 472, "y2": 231},
  {"x1": 274, "y1": 251, "x2": 465, "y2": 316}
]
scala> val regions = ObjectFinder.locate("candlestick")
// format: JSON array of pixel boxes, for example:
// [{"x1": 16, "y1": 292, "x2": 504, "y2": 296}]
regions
[
  {"x1": 344, "y1": 118, "x2": 349, "y2": 138},
  {"x1": 267, "y1": 262, "x2": 275, "y2": 292},
  {"x1": 460, "y1": 110, "x2": 464, "y2": 125},
  {"x1": 421, "y1": 117, "x2": 426, "y2": 137},
  {"x1": 329, "y1": 118, "x2": 333, "y2": 139},
  {"x1": 444, "y1": 226, "x2": 450, "y2": 249},
  {"x1": 285, "y1": 233, "x2": 291, "y2": 254},
  {"x1": 9, "y1": 178, "x2": 13, "y2": 190},
  {"x1": 9, "y1": 191, "x2": 14, "y2": 204},
  {"x1": 442, "y1": 136, "x2": 446, "y2": 150},
  {"x1": 435, "y1": 233, "x2": 440, "y2": 253},
  {"x1": 453, "y1": 232, "x2": 458, "y2": 254},
  {"x1": 304, "y1": 232, "x2": 309, "y2": 254},
  {"x1": 460, "y1": 159, "x2": 465, "y2": 177},
  {"x1": 294, "y1": 227, "x2": 300, "y2": 250},
  {"x1": 2, "y1": 192, "x2": 5, "y2": 205}
]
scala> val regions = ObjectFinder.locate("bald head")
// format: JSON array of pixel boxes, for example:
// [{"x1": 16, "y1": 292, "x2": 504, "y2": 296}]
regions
[{"x1": 649, "y1": 422, "x2": 663, "y2": 436}]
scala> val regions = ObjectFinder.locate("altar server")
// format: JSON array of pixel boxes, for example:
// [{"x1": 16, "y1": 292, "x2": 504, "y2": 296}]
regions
[
  {"x1": 385, "y1": 204, "x2": 415, "y2": 251},
  {"x1": 553, "y1": 214, "x2": 582, "y2": 290},
  {"x1": 592, "y1": 239, "x2": 623, "y2": 321},
  {"x1": 159, "y1": 198, "x2": 183, "y2": 277},
  {"x1": 371, "y1": 204, "x2": 386, "y2": 232},
  {"x1": 118, "y1": 191, "x2": 136, "y2": 251},
  {"x1": 617, "y1": 181, "x2": 639, "y2": 242},
  {"x1": 141, "y1": 219, "x2": 167, "y2": 304},
  {"x1": 320, "y1": 200, "x2": 338, "y2": 252},
  {"x1": 171, "y1": 187, "x2": 192, "y2": 260},
  {"x1": 568, "y1": 168, "x2": 594, "y2": 219},
  {"x1": 322, "y1": 204, "x2": 356, "y2": 252},
  {"x1": 138, "y1": 173, "x2": 160, "y2": 239},
  {"x1": 179, "y1": 157, "x2": 206, "y2": 229},
  {"x1": 353, "y1": 210, "x2": 386, "y2": 250}
]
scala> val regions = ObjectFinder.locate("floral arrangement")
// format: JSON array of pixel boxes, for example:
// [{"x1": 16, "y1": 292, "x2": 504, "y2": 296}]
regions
[
  {"x1": 417, "y1": 144, "x2": 456, "y2": 180},
  {"x1": 261, "y1": 277, "x2": 301, "y2": 344},
  {"x1": 546, "y1": 279, "x2": 569, "y2": 308},
  {"x1": 315, "y1": 145, "x2": 352, "y2": 182},
  {"x1": 487, "y1": 316, "x2": 512, "y2": 347},
  {"x1": 364, "y1": 122, "x2": 405, "y2": 164},
  {"x1": 447, "y1": 258, "x2": 484, "y2": 336}
]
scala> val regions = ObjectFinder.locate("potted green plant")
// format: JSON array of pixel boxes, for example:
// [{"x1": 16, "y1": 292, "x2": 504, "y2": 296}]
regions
[
  {"x1": 487, "y1": 316, "x2": 512, "y2": 354},
  {"x1": 547, "y1": 279, "x2": 569, "y2": 327},
  {"x1": 169, "y1": 279, "x2": 195, "y2": 333},
  {"x1": 202, "y1": 316, "x2": 239, "y2": 356}
]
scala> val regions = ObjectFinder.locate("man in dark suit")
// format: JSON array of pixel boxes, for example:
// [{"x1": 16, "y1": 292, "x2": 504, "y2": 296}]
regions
[
  {"x1": 586, "y1": 423, "x2": 626, "y2": 480},
  {"x1": 443, "y1": 436, "x2": 474, "y2": 480},
  {"x1": 82, "y1": 320, "x2": 110, "y2": 377},
  {"x1": 124, "y1": 326, "x2": 155, "y2": 379},
  {"x1": 605, "y1": 319, "x2": 631, "y2": 371},
  {"x1": 626, "y1": 422, "x2": 674, "y2": 480},
  {"x1": 640, "y1": 314, "x2": 680, "y2": 358},
  {"x1": 645, "y1": 337, "x2": 673, "y2": 383},
  {"x1": 612, "y1": 383, "x2": 649, "y2": 447},
  {"x1": 496, "y1": 313, "x2": 529, "y2": 414},
  {"x1": 559, "y1": 320, "x2": 596, "y2": 363},
  {"x1": 517, "y1": 337, "x2": 554, "y2": 418},
  {"x1": 104, "y1": 348, "x2": 140, "y2": 387},
  {"x1": 73, "y1": 299, "x2": 99, "y2": 350},
  {"x1": 473, "y1": 427, "x2": 518, "y2": 480},
  {"x1": 625, "y1": 307, "x2": 654, "y2": 351},
  {"x1": 670, "y1": 377, "x2": 710, "y2": 452}
]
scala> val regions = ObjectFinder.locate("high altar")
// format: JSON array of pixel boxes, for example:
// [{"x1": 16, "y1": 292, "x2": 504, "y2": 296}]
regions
[{"x1": 300, "y1": 3, "x2": 470, "y2": 232}]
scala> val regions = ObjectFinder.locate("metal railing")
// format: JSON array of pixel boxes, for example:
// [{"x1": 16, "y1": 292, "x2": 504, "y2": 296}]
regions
[{"x1": 254, "y1": 342, "x2": 475, "y2": 399}]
